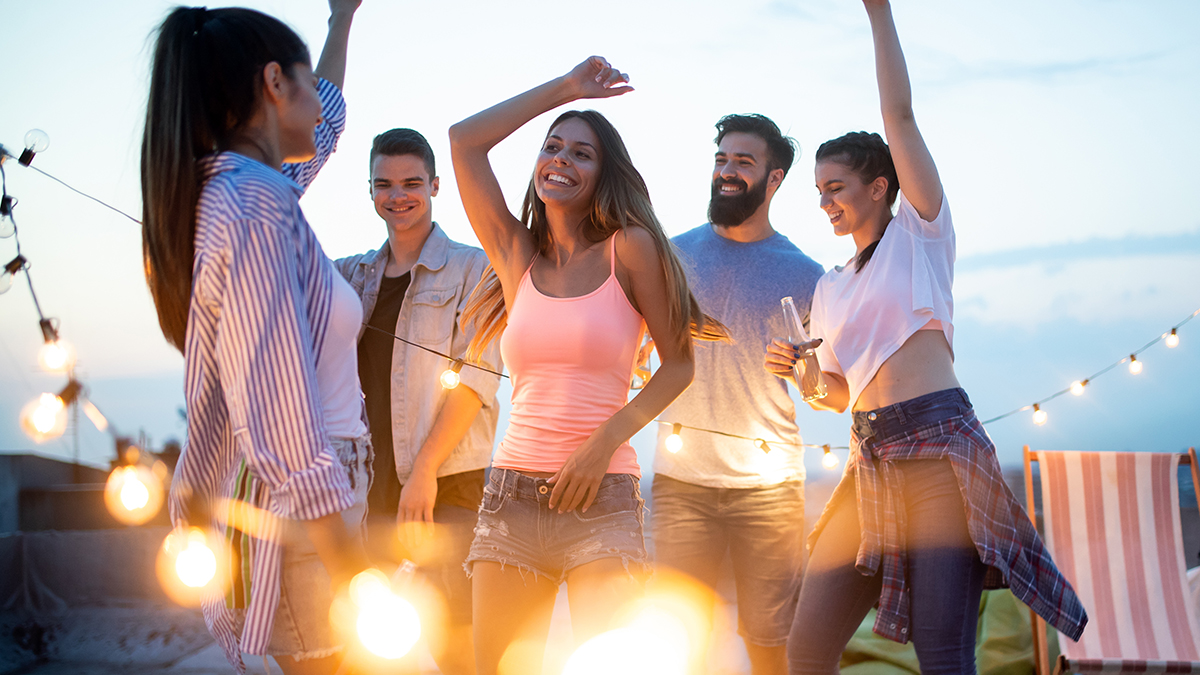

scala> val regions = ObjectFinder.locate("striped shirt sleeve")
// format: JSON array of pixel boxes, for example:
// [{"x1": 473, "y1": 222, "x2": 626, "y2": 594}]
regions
[
  {"x1": 281, "y1": 77, "x2": 347, "y2": 192},
  {"x1": 214, "y1": 213, "x2": 354, "y2": 521}
]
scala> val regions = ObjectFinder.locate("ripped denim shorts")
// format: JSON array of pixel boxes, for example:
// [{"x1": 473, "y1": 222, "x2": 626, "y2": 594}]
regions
[{"x1": 465, "y1": 468, "x2": 649, "y2": 584}]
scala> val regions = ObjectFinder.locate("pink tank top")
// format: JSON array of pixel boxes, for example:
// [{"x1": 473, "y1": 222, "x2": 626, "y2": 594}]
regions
[{"x1": 495, "y1": 235, "x2": 646, "y2": 476}]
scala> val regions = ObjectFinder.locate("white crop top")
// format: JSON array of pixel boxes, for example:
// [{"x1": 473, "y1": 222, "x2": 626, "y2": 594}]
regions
[
  {"x1": 810, "y1": 191, "x2": 955, "y2": 409},
  {"x1": 316, "y1": 264, "x2": 368, "y2": 438}
]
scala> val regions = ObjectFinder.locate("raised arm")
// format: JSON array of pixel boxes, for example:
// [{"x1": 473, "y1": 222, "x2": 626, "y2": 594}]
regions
[
  {"x1": 313, "y1": 0, "x2": 360, "y2": 91},
  {"x1": 448, "y1": 57, "x2": 631, "y2": 302},
  {"x1": 865, "y1": 1, "x2": 943, "y2": 221}
]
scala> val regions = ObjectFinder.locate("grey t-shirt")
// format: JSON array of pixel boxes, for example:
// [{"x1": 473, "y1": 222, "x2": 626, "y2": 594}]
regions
[{"x1": 655, "y1": 224, "x2": 824, "y2": 488}]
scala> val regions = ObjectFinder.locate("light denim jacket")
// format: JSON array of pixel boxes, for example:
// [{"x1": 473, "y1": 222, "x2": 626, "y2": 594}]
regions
[{"x1": 334, "y1": 224, "x2": 501, "y2": 483}]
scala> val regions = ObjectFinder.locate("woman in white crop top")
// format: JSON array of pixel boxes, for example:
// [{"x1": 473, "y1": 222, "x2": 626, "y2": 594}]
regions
[{"x1": 765, "y1": 2, "x2": 1086, "y2": 673}]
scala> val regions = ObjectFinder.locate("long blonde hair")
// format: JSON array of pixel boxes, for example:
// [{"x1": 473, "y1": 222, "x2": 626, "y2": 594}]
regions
[{"x1": 464, "y1": 110, "x2": 728, "y2": 361}]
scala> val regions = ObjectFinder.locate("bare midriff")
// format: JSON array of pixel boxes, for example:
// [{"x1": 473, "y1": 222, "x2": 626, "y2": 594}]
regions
[{"x1": 853, "y1": 330, "x2": 961, "y2": 412}]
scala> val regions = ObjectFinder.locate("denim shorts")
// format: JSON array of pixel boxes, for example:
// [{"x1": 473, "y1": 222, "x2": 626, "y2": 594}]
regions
[
  {"x1": 465, "y1": 468, "x2": 649, "y2": 584},
  {"x1": 234, "y1": 434, "x2": 372, "y2": 659}
]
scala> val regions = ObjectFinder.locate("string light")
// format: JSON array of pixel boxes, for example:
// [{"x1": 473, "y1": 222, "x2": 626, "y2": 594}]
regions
[
  {"x1": 0, "y1": 255, "x2": 22, "y2": 295},
  {"x1": 440, "y1": 359, "x2": 464, "y2": 389},
  {"x1": 18, "y1": 129, "x2": 50, "y2": 166},
  {"x1": 1032, "y1": 404, "x2": 1047, "y2": 426},
  {"x1": 665, "y1": 423, "x2": 683, "y2": 454},
  {"x1": 821, "y1": 445, "x2": 839, "y2": 470},
  {"x1": 754, "y1": 438, "x2": 771, "y2": 453},
  {"x1": 19, "y1": 380, "x2": 82, "y2": 442},
  {"x1": 983, "y1": 306, "x2": 1198, "y2": 426},
  {"x1": 104, "y1": 460, "x2": 165, "y2": 526}
]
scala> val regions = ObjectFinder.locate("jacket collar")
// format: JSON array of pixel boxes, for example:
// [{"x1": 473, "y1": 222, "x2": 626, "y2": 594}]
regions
[{"x1": 362, "y1": 222, "x2": 451, "y2": 274}]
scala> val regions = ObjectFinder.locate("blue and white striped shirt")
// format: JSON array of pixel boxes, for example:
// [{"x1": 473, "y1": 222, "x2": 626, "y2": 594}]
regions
[{"x1": 167, "y1": 79, "x2": 350, "y2": 672}]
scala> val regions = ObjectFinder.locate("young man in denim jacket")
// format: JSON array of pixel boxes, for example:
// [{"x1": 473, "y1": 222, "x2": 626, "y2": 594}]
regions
[{"x1": 335, "y1": 128, "x2": 501, "y2": 675}]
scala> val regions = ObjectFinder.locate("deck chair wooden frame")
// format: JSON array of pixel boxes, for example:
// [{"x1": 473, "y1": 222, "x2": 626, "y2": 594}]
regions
[{"x1": 1024, "y1": 446, "x2": 1200, "y2": 675}]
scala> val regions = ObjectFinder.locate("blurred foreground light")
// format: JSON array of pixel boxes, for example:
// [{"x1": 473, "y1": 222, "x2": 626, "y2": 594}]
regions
[
  {"x1": 1032, "y1": 404, "x2": 1047, "y2": 426},
  {"x1": 157, "y1": 526, "x2": 228, "y2": 606},
  {"x1": 1166, "y1": 329, "x2": 1179, "y2": 348},
  {"x1": 1128, "y1": 354, "x2": 1142, "y2": 375},
  {"x1": 38, "y1": 339, "x2": 75, "y2": 373},
  {"x1": 440, "y1": 359, "x2": 463, "y2": 390},
  {"x1": 105, "y1": 463, "x2": 164, "y2": 526},
  {"x1": 1070, "y1": 380, "x2": 1086, "y2": 397},
  {"x1": 82, "y1": 399, "x2": 109, "y2": 431},
  {"x1": 349, "y1": 568, "x2": 422, "y2": 659},
  {"x1": 563, "y1": 605, "x2": 689, "y2": 675},
  {"x1": 665, "y1": 423, "x2": 683, "y2": 454},
  {"x1": 821, "y1": 446, "x2": 839, "y2": 470},
  {"x1": 21, "y1": 393, "x2": 66, "y2": 442}
]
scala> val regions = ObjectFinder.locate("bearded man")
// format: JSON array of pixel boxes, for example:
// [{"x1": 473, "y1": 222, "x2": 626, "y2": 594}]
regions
[{"x1": 651, "y1": 115, "x2": 824, "y2": 675}]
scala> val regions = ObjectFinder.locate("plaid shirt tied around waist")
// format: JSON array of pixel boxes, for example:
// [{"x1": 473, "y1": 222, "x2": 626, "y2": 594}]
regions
[{"x1": 810, "y1": 407, "x2": 1088, "y2": 644}]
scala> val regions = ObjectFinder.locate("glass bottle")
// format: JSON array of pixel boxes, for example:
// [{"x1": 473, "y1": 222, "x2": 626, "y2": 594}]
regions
[{"x1": 781, "y1": 296, "x2": 827, "y2": 401}]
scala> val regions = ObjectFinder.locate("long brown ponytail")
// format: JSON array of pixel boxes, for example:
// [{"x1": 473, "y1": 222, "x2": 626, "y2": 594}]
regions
[
  {"x1": 141, "y1": 7, "x2": 309, "y2": 350},
  {"x1": 463, "y1": 110, "x2": 729, "y2": 361}
]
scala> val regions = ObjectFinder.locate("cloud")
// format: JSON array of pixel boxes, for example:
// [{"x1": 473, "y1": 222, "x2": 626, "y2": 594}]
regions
[{"x1": 958, "y1": 230, "x2": 1200, "y2": 271}]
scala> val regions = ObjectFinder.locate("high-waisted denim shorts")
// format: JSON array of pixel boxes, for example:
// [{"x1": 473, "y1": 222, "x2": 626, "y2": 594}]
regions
[{"x1": 465, "y1": 468, "x2": 649, "y2": 584}]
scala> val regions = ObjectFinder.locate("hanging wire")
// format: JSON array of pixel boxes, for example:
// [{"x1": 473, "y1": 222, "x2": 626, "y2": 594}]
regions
[
  {"x1": 0, "y1": 147, "x2": 140, "y2": 224},
  {"x1": 981, "y1": 307, "x2": 1200, "y2": 424},
  {"x1": 361, "y1": 324, "x2": 507, "y2": 379},
  {"x1": 656, "y1": 419, "x2": 849, "y2": 451}
]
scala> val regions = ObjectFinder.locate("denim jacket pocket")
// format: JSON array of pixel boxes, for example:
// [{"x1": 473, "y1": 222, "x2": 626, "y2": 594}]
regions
[{"x1": 409, "y1": 288, "x2": 456, "y2": 345}]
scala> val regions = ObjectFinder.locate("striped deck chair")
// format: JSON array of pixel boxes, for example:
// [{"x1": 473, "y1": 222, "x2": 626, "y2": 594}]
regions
[{"x1": 1024, "y1": 446, "x2": 1200, "y2": 675}]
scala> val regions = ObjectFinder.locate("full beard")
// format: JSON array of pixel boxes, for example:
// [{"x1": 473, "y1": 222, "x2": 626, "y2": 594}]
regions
[{"x1": 708, "y1": 177, "x2": 769, "y2": 226}]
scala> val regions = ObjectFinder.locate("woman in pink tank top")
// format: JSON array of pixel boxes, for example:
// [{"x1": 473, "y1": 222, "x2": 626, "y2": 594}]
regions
[{"x1": 449, "y1": 56, "x2": 727, "y2": 674}]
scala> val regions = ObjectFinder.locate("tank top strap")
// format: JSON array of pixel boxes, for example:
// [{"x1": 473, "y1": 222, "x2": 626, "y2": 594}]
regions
[{"x1": 609, "y1": 232, "x2": 618, "y2": 277}]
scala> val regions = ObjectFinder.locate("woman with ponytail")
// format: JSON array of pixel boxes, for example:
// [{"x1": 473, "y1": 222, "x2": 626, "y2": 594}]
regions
[
  {"x1": 764, "y1": 3, "x2": 1086, "y2": 673},
  {"x1": 449, "y1": 57, "x2": 727, "y2": 674},
  {"x1": 141, "y1": 3, "x2": 370, "y2": 673}
]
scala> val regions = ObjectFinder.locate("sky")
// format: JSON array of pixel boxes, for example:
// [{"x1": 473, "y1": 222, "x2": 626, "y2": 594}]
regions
[{"x1": 1, "y1": 0, "x2": 1198, "y2": 475}]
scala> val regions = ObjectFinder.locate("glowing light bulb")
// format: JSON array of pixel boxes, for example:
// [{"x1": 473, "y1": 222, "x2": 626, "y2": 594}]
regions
[
  {"x1": 24, "y1": 129, "x2": 50, "y2": 153},
  {"x1": 1070, "y1": 380, "x2": 1086, "y2": 396},
  {"x1": 175, "y1": 528, "x2": 218, "y2": 588},
  {"x1": 105, "y1": 462, "x2": 164, "y2": 524},
  {"x1": 1166, "y1": 329, "x2": 1179, "y2": 348},
  {"x1": 21, "y1": 393, "x2": 67, "y2": 442},
  {"x1": 349, "y1": 569, "x2": 422, "y2": 659},
  {"x1": 119, "y1": 469, "x2": 150, "y2": 510},
  {"x1": 822, "y1": 448, "x2": 839, "y2": 470},
  {"x1": 1128, "y1": 355, "x2": 1142, "y2": 375},
  {"x1": 440, "y1": 359, "x2": 464, "y2": 389},
  {"x1": 38, "y1": 339, "x2": 75, "y2": 373},
  {"x1": 1032, "y1": 404, "x2": 1047, "y2": 426},
  {"x1": 665, "y1": 423, "x2": 683, "y2": 454}
]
